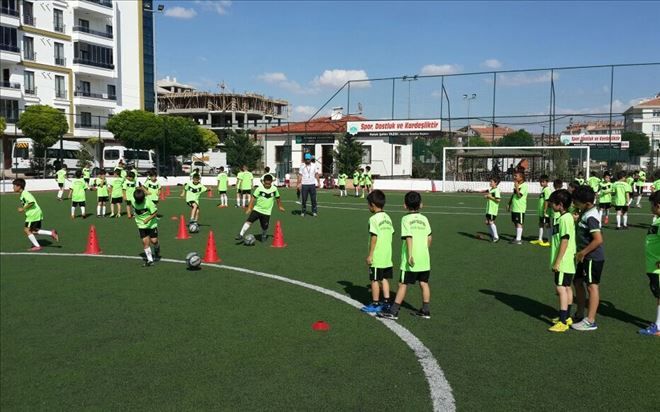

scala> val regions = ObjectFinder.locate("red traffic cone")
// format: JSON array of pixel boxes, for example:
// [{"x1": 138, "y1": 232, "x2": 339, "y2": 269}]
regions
[
  {"x1": 176, "y1": 215, "x2": 190, "y2": 240},
  {"x1": 202, "y1": 230, "x2": 222, "y2": 263},
  {"x1": 431, "y1": 180, "x2": 437, "y2": 193},
  {"x1": 271, "y1": 220, "x2": 287, "y2": 248},
  {"x1": 165, "y1": 186, "x2": 171, "y2": 197},
  {"x1": 83, "y1": 225, "x2": 102, "y2": 254},
  {"x1": 312, "y1": 320, "x2": 330, "y2": 331},
  {"x1": 207, "y1": 188, "x2": 212, "y2": 198},
  {"x1": 159, "y1": 189, "x2": 165, "y2": 201}
]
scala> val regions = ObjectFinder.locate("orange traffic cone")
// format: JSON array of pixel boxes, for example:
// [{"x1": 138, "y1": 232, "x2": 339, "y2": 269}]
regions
[
  {"x1": 159, "y1": 189, "x2": 165, "y2": 201},
  {"x1": 271, "y1": 220, "x2": 287, "y2": 248},
  {"x1": 83, "y1": 225, "x2": 102, "y2": 254},
  {"x1": 431, "y1": 180, "x2": 437, "y2": 193},
  {"x1": 202, "y1": 230, "x2": 222, "y2": 263},
  {"x1": 176, "y1": 215, "x2": 190, "y2": 240},
  {"x1": 207, "y1": 188, "x2": 212, "y2": 198},
  {"x1": 165, "y1": 186, "x2": 171, "y2": 197}
]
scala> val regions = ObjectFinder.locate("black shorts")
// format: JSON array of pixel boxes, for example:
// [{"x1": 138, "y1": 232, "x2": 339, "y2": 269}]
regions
[
  {"x1": 24, "y1": 220, "x2": 42, "y2": 230},
  {"x1": 614, "y1": 205, "x2": 628, "y2": 212},
  {"x1": 152, "y1": 200, "x2": 159, "y2": 205},
  {"x1": 58, "y1": 183, "x2": 64, "y2": 188},
  {"x1": 360, "y1": 185, "x2": 366, "y2": 188},
  {"x1": 648, "y1": 273, "x2": 660, "y2": 299},
  {"x1": 247, "y1": 210, "x2": 271, "y2": 229},
  {"x1": 111, "y1": 197, "x2": 123, "y2": 204},
  {"x1": 599, "y1": 203, "x2": 611, "y2": 210},
  {"x1": 218, "y1": 190, "x2": 227, "y2": 195},
  {"x1": 369, "y1": 267, "x2": 393, "y2": 281},
  {"x1": 187, "y1": 201, "x2": 198, "y2": 208},
  {"x1": 339, "y1": 185, "x2": 346, "y2": 190},
  {"x1": 138, "y1": 227, "x2": 159, "y2": 239},
  {"x1": 241, "y1": 190, "x2": 251, "y2": 195},
  {"x1": 401, "y1": 270, "x2": 430, "y2": 285},
  {"x1": 635, "y1": 186, "x2": 643, "y2": 195},
  {"x1": 575, "y1": 260, "x2": 605, "y2": 285},
  {"x1": 126, "y1": 200, "x2": 132, "y2": 207},
  {"x1": 539, "y1": 216, "x2": 551, "y2": 226},
  {"x1": 486, "y1": 214, "x2": 497, "y2": 221},
  {"x1": 554, "y1": 270, "x2": 574, "y2": 287},
  {"x1": 84, "y1": 178, "x2": 90, "y2": 184},
  {"x1": 98, "y1": 196, "x2": 109, "y2": 202},
  {"x1": 511, "y1": 212, "x2": 525, "y2": 225},
  {"x1": 72, "y1": 201, "x2": 86, "y2": 207}
]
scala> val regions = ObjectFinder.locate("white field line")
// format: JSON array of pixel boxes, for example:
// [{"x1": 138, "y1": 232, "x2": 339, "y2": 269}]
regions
[{"x1": 0, "y1": 252, "x2": 456, "y2": 412}]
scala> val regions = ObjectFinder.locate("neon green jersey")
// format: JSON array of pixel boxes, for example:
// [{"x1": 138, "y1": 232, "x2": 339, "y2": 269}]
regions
[
  {"x1": 184, "y1": 181, "x2": 207, "y2": 203},
  {"x1": 538, "y1": 186, "x2": 553, "y2": 216},
  {"x1": 241, "y1": 171, "x2": 254, "y2": 190},
  {"x1": 20, "y1": 190, "x2": 43, "y2": 222},
  {"x1": 216, "y1": 173, "x2": 228, "y2": 191},
  {"x1": 626, "y1": 177, "x2": 634, "y2": 187},
  {"x1": 576, "y1": 178, "x2": 585, "y2": 185},
  {"x1": 646, "y1": 220, "x2": 660, "y2": 274},
  {"x1": 252, "y1": 185, "x2": 280, "y2": 216},
  {"x1": 598, "y1": 181, "x2": 612, "y2": 203},
  {"x1": 144, "y1": 180, "x2": 161, "y2": 202},
  {"x1": 56, "y1": 169, "x2": 67, "y2": 184},
  {"x1": 511, "y1": 182, "x2": 528, "y2": 213},
  {"x1": 122, "y1": 179, "x2": 137, "y2": 202},
  {"x1": 94, "y1": 177, "x2": 108, "y2": 197},
  {"x1": 133, "y1": 199, "x2": 158, "y2": 229},
  {"x1": 612, "y1": 181, "x2": 632, "y2": 206},
  {"x1": 82, "y1": 167, "x2": 90, "y2": 179},
  {"x1": 550, "y1": 212, "x2": 576, "y2": 273},
  {"x1": 636, "y1": 171, "x2": 646, "y2": 187},
  {"x1": 364, "y1": 172, "x2": 373, "y2": 186},
  {"x1": 338, "y1": 173, "x2": 348, "y2": 186},
  {"x1": 110, "y1": 177, "x2": 124, "y2": 198},
  {"x1": 369, "y1": 211, "x2": 394, "y2": 269},
  {"x1": 400, "y1": 212, "x2": 432, "y2": 272},
  {"x1": 486, "y1": 187, "x2": 501, "y2": 216},
  {"x1": 70, "y1": 178, "x2": 87, "y2": 202},
  {"x1": 654, "y1": 179, "x2": 660, "y2": 192},
  {"x1": 587, "y1": 176, "x2": 600, "y2": 192},
  {"x1": 353, "y1": 171, "x2": 361, "y2": 183}
]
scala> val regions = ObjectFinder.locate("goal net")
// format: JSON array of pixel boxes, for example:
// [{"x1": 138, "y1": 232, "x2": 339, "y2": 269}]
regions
[{"x1": 441, "y1": 146, "x2": 591, "y2": 193}]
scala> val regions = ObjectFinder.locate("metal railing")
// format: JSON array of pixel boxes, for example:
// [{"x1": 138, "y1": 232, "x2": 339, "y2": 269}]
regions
[
  {"x1": 25, "y1": 87, "x2": 37, "y2": 95},
  {"x1": 73, "y1": 25, "x2": 113, "y2": 38},
  {"x1": 23, "y1": 51, "x2": 36, "y2": 61},
  {"x1": 55, "y1": 56, "x2": 66, "y2": 66},
  {"x1": 0, "y1": 81, "x2": 21, "y2": 89},
  {"x1": 55, "y1": 90, "x2": 67, "y2": 99},
  {"x1": 75, "y1": 122, "x2": 108, "y2": 129},
  {"x1": 82, "y1": 0, "x2": 113, "y2": 9},
  {"x1": 54, "y1": 23, "x2": 65, "y2": 33},
  {"x1": 74, "y1": 90, "x2": 116, "y2": 100},
  {"x1": 23, "y1": 15, "x2": 35, "y2": 26},
  {"x1": 0, "y1": 43, "x2": 20, "y2": 53},
  {"x1": 73, "y1": 58, "x2": 114, "y2": 69},
  {"x1": 0, "y1": 7, "x2": 19, "y2": 17}
]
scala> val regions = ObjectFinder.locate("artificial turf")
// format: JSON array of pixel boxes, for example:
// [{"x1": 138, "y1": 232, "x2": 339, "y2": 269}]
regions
[{"x1": 0, "y1": 186, "x2": 656, "y2": 410}]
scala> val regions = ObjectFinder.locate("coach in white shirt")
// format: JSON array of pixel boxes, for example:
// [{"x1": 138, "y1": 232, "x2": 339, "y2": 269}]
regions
[{"x1": 297, "y1": 153, "x2": 320, "y2": 216}]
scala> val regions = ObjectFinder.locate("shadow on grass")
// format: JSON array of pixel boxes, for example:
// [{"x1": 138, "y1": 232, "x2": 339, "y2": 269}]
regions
[
  {"x1": 480, "y1": 289, "x2": 556, "y2": 325},
  {"x1": 39, "y1": 239, "x2": 62, "y2": 249},
  {"x1": 457, "y1": 231, "x2": 493, "y2": 242},
  {"x1": 338, "y1": 280, "x2": 416, "y2": 311},
  {"x1": 599, "y1": 300, "x2": 649, "y2": 328}
]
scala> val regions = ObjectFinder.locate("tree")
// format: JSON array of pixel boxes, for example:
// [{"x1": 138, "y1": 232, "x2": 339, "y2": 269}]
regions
[
  {"x1": 622, "y1": 131, "x2": 650, "y2": 159},
  {"x1": 333, "y1": 134, "x2": 364, "y2": 174},
  {"x1": 76, "y1": 139, "x2": 96, "y2": 169},
  {"x1": 497, "y1": 129, "x2": 534, "y2": 147},
  {"x1": 0, "y1": 116, "x2": 6, "y2": 137},
  {"x1": 197, "y1": 127, "x2": 220, "y2": 151},
  {"x1": 469, "y1": 135, "x2": 490, "y2": 147},
  {"x1": 162, "y1": 116, "x2": 206, "y2": 156},
  {"x1": 17, "y1": 105, "x2": 68, "y2": 178},
  {"x1": 106, "y1": 109, "x2": 163, "y2": 150},
  {"x1": 223, "y1": 129, "x2": 262, "y2": 171}
]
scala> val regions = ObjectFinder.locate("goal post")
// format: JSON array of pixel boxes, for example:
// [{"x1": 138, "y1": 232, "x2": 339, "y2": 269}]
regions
[{"x1": 441, "y1": 146, "x2": 591, "y2": 193}]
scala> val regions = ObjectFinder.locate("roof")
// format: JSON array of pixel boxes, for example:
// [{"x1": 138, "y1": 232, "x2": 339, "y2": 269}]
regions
[
  {"x1": 459, "y1": 124, "x2": 515, "y2": 140},
  {"x1": 258, "y1": 115, "x2": 367, "y2": 134},
  {"x1": 637, "y1": 97, "x2": 660, "y2": 107}
]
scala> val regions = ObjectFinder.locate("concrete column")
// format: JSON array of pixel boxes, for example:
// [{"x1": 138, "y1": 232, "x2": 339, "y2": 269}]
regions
[
  {"x1": 207, "y1": 113, "x2": 212, "y2": 126},
  {"x1": 231, "y1": 111, "x2": 236, "y2": 129}
]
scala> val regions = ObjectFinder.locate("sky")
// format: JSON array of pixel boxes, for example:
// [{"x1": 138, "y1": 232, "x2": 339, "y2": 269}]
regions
[{"x1": 155, "y1": 1, "x2": 660, "y2": 130}]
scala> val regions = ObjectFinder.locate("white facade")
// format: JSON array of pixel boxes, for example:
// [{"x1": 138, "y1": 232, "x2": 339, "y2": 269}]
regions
[
  {"x1": 623, "y1": 96, "x2": 660, "y2": 168},
  {"x1": 1, "y1": 0, "x2": 145, "y2": 145}
]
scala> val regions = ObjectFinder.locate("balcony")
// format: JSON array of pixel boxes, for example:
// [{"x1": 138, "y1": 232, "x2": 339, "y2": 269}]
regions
[
  {"x1": 54, "y1": 24, "x2": 65, "y2": 33},
  {"x1": 55, "y1": 90, "x2": 68, "y2": 99},
  {"x1": 73, "y1": 0, "x2": 114, "y2": 17},
  {"x1": 83, "y1": 0, "x2": 113, "y2": 8},
  {"x1": 0, "y1": 7, "x2": 19, "y2": 17},
  {"x1": 73, "y1": 25, "x2": 113, "y2": 39},
  {"x1": 0, "y1": 81, "x2": 20, "y2": 89},
  {"x1": 1, "y1": 81, "x2": 22, "y2": 99},
  {"x1": 74, "y1": 90, "x2": 117, "y2": 108},
  {"x1": 0, "y1": 43, "x2": 20, "y2": 53},
  {"x1": 24, "y1": 86, "x2": 37, "y2": 95},
  {"x1": 75, "y1": 91, "x2": 116, "y2": 100},
  {"x1": 23, "y1": 51, "x2": 36, "y2": 61},
  {"x1": 73, "y1": 58, "x2": 114, "y2": 70},
  {"x1": 23, "y1": 15, "x2": 35, "y2": 26}
]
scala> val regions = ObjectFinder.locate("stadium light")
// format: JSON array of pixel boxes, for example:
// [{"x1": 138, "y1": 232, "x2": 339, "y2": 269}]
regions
[
  {"x1": 463, "y1": 93, "x2": 477, "y2": 146},
  {"x1": 402, "y1": 75, "x2": 419, "y2": 119}
]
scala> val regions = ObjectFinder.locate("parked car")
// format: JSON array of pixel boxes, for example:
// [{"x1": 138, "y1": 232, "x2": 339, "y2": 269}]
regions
[{"x1": 181, "y1": 160, "x2": 216, "y2": 176}]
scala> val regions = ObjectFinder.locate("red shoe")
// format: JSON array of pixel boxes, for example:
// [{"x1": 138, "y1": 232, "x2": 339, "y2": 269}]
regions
[
  {"x1": 51, "y1": 230, "x2": 59, "y2": 242},
  {"x1": 28, "y1": 246, "x2": 42, "y2": 252}
]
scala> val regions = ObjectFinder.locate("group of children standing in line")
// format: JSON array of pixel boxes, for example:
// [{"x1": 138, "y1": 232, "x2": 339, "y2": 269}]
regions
[{"x1": 336, "y1": 166, "x2": 373, "y2": 198}]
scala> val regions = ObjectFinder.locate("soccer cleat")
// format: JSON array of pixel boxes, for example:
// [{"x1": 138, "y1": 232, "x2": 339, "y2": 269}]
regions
[
  {"x1": 571, "y1": 318, "x2": 598, "y2": 331},
  {"x1": 377, "y1": 310, "x2": 398, "y2": 320},
  {"x1": 143, "y1": 260, "x2": 154, "y2": 267},
  {"x1": 615, "y1": 226, "x2": 621, "y2": 230},
  {"x1": 51, "y1": 230, "x2": 59, "y2": 242},
  {"x1": 551, "y1": 317, "x2": 574, "y2": 326},
  {"x1": 360, "y1": 303, "x2": 383, "y2": 313},
  {"x1": 492, "y1": 238, "x2": 500, "y2": 243},
  {"x1": 109, "y1": 213, "x2": 115, "y2": 217},
  {"x1": 261, "y1": 232, "x2": 268, "y2": 241},
  {"x1": 530, "y1": 240, "x2": 542, "y2": 245},
  {"x1": 313, "y1": 213, "x2": 318, "y2": 217},
  {"x1": 548, "y1": 322, "x2": 570, "y2": 332},
  {"x1": 411, "y1": 309, "x2": 431, "y2": 319},
  {"x1": 234, "y1": 234, "x2": 244, "y2": 242},
  {"x1": 509, "y1": 239, "x2": 523, "y2": 245},
  {"x1": 638, "y1": 323, "x2": 660, "y2": 336},
  {"x1": 28, "y1": 246, "x2": 42, "y2": 252},
  {"x1": 540, "y1": 241, "x2": 551, "y2": 247}
]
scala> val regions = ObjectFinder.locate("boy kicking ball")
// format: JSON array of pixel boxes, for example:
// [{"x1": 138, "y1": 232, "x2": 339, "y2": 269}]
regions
[
  {"x1": 132, "y1": 188, "x2": 160, "y2": 267},
  {"x1": 13, "y1": 178, "x2": 59, "y2": 251},
  {"x1": 181, "y1": 173, "x2": 207, "y2": 224},
  {"x1": 639, "y1": 191, "x2": 660, "y2": 336},
  {"x1": 379, "y1": 191, "x2": 433, "y2": 320},
  {"x1": 235, "y1": 174, "x2": 285, "y2": 242}
]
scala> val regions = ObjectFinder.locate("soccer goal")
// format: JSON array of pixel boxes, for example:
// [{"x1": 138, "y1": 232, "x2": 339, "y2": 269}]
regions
[{"x1": 441, "y1": 146, "x2": 591, "y2": 193}]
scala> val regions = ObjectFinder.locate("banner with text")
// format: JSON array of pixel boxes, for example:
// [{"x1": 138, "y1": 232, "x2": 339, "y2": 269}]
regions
[
  {"x1": 347, "y1": 119, "x2": 442, "y2": 138},
  {"x1": 560, "y1": 134, "x2": 622, "y2": 145}
]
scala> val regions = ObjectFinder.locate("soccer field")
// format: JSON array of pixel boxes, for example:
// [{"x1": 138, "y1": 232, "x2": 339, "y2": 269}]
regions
[{"x1": 0, "y1": 187, "x2": 656, "y2": 410}]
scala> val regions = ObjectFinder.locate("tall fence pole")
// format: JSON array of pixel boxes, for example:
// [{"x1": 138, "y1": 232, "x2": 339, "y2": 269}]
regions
[{"x1": 608, "y1": 65, "x2": 615, "y2": 166}]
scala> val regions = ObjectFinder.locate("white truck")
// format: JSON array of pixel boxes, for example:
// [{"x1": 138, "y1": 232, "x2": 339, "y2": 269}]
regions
[
  {"x1": 102, "y1": 145, "x2": 156, "y2": 174},
  {"x1": 11, "y1": 138, "x2": 99, "y2": 176}
]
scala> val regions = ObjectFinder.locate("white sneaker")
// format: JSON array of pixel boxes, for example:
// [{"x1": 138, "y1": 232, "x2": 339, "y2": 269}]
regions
[{"x1": 571, "y1": 318, "x2": 598, "y2": 331}]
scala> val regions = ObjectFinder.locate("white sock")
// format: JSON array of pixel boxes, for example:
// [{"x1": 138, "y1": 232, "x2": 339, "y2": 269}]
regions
[
  {"x1": 236, "y1": 196, "x2": 240, "y2": 206},
  {"x1": 653, "y1": 216, "x2": 658, "y2": 224},
  {"x1": 636, "y1": 195, "x2": 641, "y2": 206},
  {"x1": 27, "y1": 234, "x2": 40, "y2": 247},
  {"x1": 600, "y1": 209, "x2": 604, "y2": 220},
  {"x1": 491, "y1": 223, "x2": 499, "y2": 239},
  {"x1": 81, "y1": 206, "x2": 86, "y2": 216},
  {"x1": 37, "y1": 230, "x2": 52, "y2": 236},
  {"x1": 144, "y1": 247, "x2": 153, "y2": 262},
  {"x1": 656, "y1": 305, "x2": 660, "y2": 329},
  {"x1": 538, "y1": 228, "x2": 544, "y2": 241},
  {"x1": 516, "y1": 227, "x2": 523, "y2": 241},
  {"x1": 623, "y1": 215, "x2": 628, "y2": 226},
  {"x1": 240, "y1": 222, "x2": 250, "y2": 236},
  {"x1": 616, "y1": 214, "x2": 621, "y2": 227},
  {"x1": 102, "y1": 206, "x2": 106, "y2": 215},
  {"x1": 71, "y1": 207, "x2": 75, "y2": 216},
  {"x1": 97, "y1": 206, "x2": 101, "y2": 216},
  {"x1": 57, "y1": 190, "x2": 63, "y2": 199}
]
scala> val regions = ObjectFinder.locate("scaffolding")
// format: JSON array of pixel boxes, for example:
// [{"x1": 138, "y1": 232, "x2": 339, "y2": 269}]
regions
[{"x1": 158, "y1": 91, "x2": 289, "y2": 118}]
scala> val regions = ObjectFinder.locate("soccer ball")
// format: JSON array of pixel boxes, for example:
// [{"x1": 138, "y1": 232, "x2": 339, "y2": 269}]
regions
[
  {"x1": 185, "y1": 252, "x2": 202, "y2": 269},
  {"x1": 188, "y1": 222, "x2": 199, "y2": 233},
  {"x1": 243, "y1": 234, "x2": 256, "y2": 246}
]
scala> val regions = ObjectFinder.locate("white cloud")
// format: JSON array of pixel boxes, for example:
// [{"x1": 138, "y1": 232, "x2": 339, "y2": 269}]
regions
[
  {"x1": 257, "y1": 72, "x2": 288, "y2": 84},
  {"x1": 290, "y1": 105, "x2": 318, "y2": 120},
  {"x1": 556, "y1": 99, "x2": 629, "y2": 115},
  {"x1": 420, "y1": 64, "x2": 461, "y2": 76},
  {"x1": 497, "y1": 72, "x2": 559, "y2": 87},
  {"x1": 313, "y1": 69, "x2": 370, "y2": 88},
  {"x1": 164, "y1": 6, "x2": 197, "y2": 19},
  {"x1": 195, "y1": 0, "x2": 232, "y2": 15},
  {"x1": 256, "y1": 72, "x2": 319, "y2": 95},
  {"x1": 482, "y1": 59, "x2": 502, "y2": 69}
]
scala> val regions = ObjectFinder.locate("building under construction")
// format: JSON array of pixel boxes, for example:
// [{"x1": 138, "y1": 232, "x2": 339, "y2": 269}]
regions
[{"x1": 157, "y1": 77, "x2": 289, "y2": 131}]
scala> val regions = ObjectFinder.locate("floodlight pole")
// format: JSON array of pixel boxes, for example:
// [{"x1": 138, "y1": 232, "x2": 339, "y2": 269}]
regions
[{"x1": 463, "y1": 93, "x2": 477, "y2": 146}]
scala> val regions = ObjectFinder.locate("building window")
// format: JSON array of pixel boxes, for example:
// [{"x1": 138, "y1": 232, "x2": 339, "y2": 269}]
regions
[
  {"x1": 653, "y1": 124, "x2": 660, "y2": 133},
  {"x1": 24, "y1": 71, "x2": 35, "y2": 94},
  {"x1": 107, "y1": 84, "x2": 116, "y2": 99},
  {"x1": 53, "y1": 9, "x2": 64, "y2": 32},
  {"x1": 1, "y1": 0, "x2": 19, "y2": 16},
  {"x1": 23, "y1": 36, "x2": 34, "y2": 60},
  {"x1": 275, "y1": 146, "x2": 288, "y2": 162},
  {"x1": 80, "y1": 112, "x2": 92, "y2": 127},
  {"x1": 54, "y1": 42, "x2": 65, "y2": 65},
  {"x1": 394, "y1": 146, "x2": 401, "y2": 165},
  {"x1": 0, "y1": 26, "x2": 18, "y2": 52},
  {"x1": 55, "y1": 75, "x2": 66, "y2": 98},
  {"x1": 0, "y1": 98, "x2": 19, "y2": 122},
  {"x1": 362, "y1": 145, "x2": 372, "y2": 164},
  {"x1": 78, "y1": 18, "x2": 89, "y2": 29},
  {"x1": 23, "y1": 1, "x2": 34, "y2": 25},
  {"x1": 653, "y1": 110, "x2": 660, "y2": 118},
  {"x1": 74, "y1": 42, "x2": 114, "y2": 69}
]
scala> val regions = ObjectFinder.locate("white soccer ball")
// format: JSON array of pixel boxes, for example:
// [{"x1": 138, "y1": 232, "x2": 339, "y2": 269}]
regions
[
  {"x1": 186, "y1": 252, "x2": 202, "y2": 269},
  {"x1": 243, "y1": 234, "x2": 256, "y2": 246},
  {"x1": 188, "y1": 222, "x2": 199, "y2": 233}
]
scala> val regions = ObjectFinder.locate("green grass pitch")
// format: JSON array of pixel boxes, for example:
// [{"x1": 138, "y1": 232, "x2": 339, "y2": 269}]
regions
[{"x1": 1, "y1": 187, "x2": 656, "y2": 410}]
